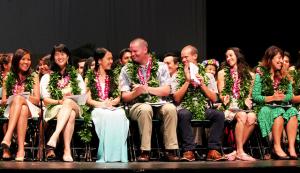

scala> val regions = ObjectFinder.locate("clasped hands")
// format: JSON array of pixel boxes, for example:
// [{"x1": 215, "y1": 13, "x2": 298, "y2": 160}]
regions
[
  {"x1": 272, "y1": 90, "x2": 285, "y2": 102},
  {"x1": 133, "y1": 84, "x2": 149, "y2": 95},
  {"x1": 223, "y1": 95, "x2": 253, "y2": 110}
]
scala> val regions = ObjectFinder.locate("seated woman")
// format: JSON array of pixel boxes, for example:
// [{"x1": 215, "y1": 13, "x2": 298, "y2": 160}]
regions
[
  {"x1": 218, "y1": 47, "x2": 256, "y2": 161},
  {"x1": 253, "y1": 45, "x2": 298, "y2": 160},
  {"x1": 85, "y1": 48, "x2": 129, "y2": 162},
  {"x1": 0, "y1": 53, "x2": 13, "y2": 160},
  {"x1": 1, "y1": 49, "x2": 40, "y2": 161},
  {"x1": 40, "y1": 44, "x2": 86, "y2": 162}
]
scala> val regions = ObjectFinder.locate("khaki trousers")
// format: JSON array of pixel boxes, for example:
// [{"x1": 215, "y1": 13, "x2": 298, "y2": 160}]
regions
[{"x1": 129, "y1": 103, "x2": 178, "y2": 151}]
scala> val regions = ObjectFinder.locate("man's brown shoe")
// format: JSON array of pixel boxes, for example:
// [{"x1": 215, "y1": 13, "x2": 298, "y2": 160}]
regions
[
  {"x1": 137, "y1": 151, "x2": 150, "y2": 162},
  {"x1": 207, "y1": 150, "x2": 227, "y2": 161},
  {"x1": 165, "y1": 150, "x2": 180, "y2": 162},
  {"x1": 181, "y1": 151, "x2": 195, "y2": 161}
]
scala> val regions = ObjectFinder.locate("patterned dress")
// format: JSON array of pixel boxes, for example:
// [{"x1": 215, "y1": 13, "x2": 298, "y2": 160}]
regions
[{"x1": 252, "y1": 74, "x2": 299, "y2": 137}]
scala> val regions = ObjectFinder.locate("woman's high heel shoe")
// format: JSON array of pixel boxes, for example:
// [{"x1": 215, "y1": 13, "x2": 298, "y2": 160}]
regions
[
  {"x1": 15, "y1": 156, "x2": 24, "y2": 162},
  {"x1": 271, "y1": 150, "x2": 290, "y2": 160},
  {"x1": 1, "y1": 141, "x2": 11, "y2": 149},
  {"x1": 15, "y1": 152, "x2": 25, "y2": 162}
]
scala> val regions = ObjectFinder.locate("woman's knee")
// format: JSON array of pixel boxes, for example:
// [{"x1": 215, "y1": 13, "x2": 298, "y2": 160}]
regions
[
  {"x1": 247, "y1": 113, "x2": 257, "y2": 125},
  {"x1": 235, "y1": 112, "x2": 247, "y2": 123},
  {"x1": 11, "y1": 95, "x2": 26, "y2": 105}
]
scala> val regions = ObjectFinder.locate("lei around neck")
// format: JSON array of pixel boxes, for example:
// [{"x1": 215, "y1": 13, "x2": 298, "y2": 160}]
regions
[
  {"x1": 5, "y1": 71, "x2": 34, "y2": 96},
  {"x1": 221, "y1": 66, "x2": 251, "y2": 110},
  {"x1": 48, "y1": 65, "x2": 81, "y2": 100},
  {"x1": 176, "y1": 63, "x2": 208, "y2": 120},
  {"x1": 257, "y1": 66, "x2": 289, "y2": 96},
  {"x1": 126, "y1": 53, "x2": 159, "y2": 103},
  {"x1": 86, "y1": 68, "x2": 120, "y2": 102}
]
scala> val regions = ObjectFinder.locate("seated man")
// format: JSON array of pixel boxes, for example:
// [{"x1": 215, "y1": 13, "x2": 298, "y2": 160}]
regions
[
  {"x1": 171, "y1": 45, "x2": 226, "y2": 161},
  {"x1": 120, "y1": 38, "x2": 179, "y2": 162}
]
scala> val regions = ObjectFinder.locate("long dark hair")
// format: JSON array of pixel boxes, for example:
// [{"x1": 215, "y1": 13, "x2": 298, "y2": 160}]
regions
[
  {"x1": 222, "y1": 47, "x2": 251, "y2": 80},
  {"x1": 260, "y1": 45, "x2": 284, "y2": 78},
  {"x1": 11, "y1": 48, "x2": 31, "y2": 77},
  {"x1": 94, "y1": 47, "x2": 109, "y2": 72}
]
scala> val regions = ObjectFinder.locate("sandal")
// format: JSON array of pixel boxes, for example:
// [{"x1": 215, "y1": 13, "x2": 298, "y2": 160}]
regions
[
  {"x1": 2, "y1": 149, "x2": 12, "y2": 161},
  {"x1": 46, "y1": 145, "x2": 56, "y2": 160},
  {"x1": 226, "y1": 150, "x2": 236, "y2": 161},
  {"x1": 236, "y1": 153, "x2": 256, "y2": 161}
]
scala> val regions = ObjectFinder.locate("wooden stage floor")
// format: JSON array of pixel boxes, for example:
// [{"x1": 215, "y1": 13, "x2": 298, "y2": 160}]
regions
[{"x1": 0, "y1": 160, "x2": 299, "y2": 173}]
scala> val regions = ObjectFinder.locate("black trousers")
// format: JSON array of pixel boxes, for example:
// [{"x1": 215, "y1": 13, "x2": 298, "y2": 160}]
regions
[{"x1": 177, "y1": 108, "x2": 225, "y2": 151}]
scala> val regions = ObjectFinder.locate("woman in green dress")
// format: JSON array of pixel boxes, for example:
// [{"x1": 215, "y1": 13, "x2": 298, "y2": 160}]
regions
[{"x1": 252, "y1": 45, "x2": 298, "y2": 160}]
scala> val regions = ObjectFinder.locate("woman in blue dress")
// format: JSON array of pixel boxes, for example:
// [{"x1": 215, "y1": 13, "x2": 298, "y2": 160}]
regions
[{"x1": 86, "y1": 48, "x2": 129, "y2": 162}]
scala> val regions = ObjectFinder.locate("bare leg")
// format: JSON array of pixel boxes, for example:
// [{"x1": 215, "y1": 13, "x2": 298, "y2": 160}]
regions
[
  {"x1": 47, "y1": 99, "x2": 79, "y2": 147},
  {"x1": 2, "y1": 96, "x2": 27, "y2": 145},
  {"x1": 272, "y1": 116, "x2": 287, "y2": 156},
  {"x1": 16, "y1": 105, "x2": 30, "y2": 158},
  {"x1": 286, "y1": 116, "x2": 298, "y2": 157},
  {"x1": 62, "y1": 110, "x2": 76, "y2": 161},
  {"x1": 235, "y1": 112, "x2": 247, "y2": 155},
  {"x1": 241, "y1": 113, "x2": 256, "y2": 144}
]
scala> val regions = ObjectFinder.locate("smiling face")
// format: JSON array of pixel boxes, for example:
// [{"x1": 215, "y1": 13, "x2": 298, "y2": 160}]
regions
[
  {"x1": 120, "y1": 51, "x2": 132, "y2": 65},
  {"x1": 39, "y1": 59, "x2": 50, "y2": 74},
  {"x1": 130, "y1": 41, "x2": 147, "y2": 64},
  {"x1": 18, "y1": 53, "x2": 31, "y2": 73},
  {"x1": 271, "y1": 52, "x2": 283, "y2": 71},
  {"x1": 181, "y1": 47, "x2": 197, "y2": 65},
  {"x1": 54, "y1": 51, "x2": 69, "y2": 69},
  {"x1": 99, "y1": 51, "x2": 113, "y2": 70},
  {"x1": 282, "y1": 56, "x2": 290, "y2": 72},
  {"x1": 205, "y1": 64, "x2": 217, "y2": 76},
  {"x1": 225, "y1": 49, "x2": 237, "y2": 67},
  {"x1": 163, "y1": 56, "x2": 178, "y2": 76}
]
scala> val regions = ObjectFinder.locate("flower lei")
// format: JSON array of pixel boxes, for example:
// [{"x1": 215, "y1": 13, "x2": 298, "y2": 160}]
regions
[
  {"x1": 86, "y1": 68, "x2": 120, "y2": 101},
  {"x1": 290, "y1": 69, "x2": 300, "y2": 109},
  {"x1": 220, "y1": 66, "x2": 251, "y2": 110},
  {"x1": 57, "y1": 74, "x2": 70, "y2": 89},
  {"x1": 80, "y1": 68, "x2": 121, "y2": 143},
  {"x1": 176, "y1": 63, "x2": 208, "y2": 120},
  {"x1": 126, "y1": 53, "x2": 159, "y2": 103},
  {"x1": 5, "y1": 72, "x2": 34, "y2": 97},
  {"x1": 202, "y1": 59, "x2": 220, "y2": 69},
  {"x1": 95, "y1": 73, "x2": 110, "y2": 100},
  {"x1": 48, "y1": 65, "x2": 81, "y2": 100},
  {"x1": 254, "y1": 66, "x2": 290, "y2": 112},
  {"x1": 256, "y1": 66, "x2": 289, "y2": 96},
  {"x1": 1, "y1": 71, "x2": 34, "y2": 117}
]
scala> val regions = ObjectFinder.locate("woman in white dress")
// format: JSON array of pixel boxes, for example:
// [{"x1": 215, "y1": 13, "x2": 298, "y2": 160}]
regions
[
  {"x1": 1, "y1": 48, "x2": 40, "y2": 161},
  {"x1": 86, "y1": 48, "x2": 129, "y2": 162},
  {"x1": 40, "y1": 44, "x2": 86, "y2": 162}
]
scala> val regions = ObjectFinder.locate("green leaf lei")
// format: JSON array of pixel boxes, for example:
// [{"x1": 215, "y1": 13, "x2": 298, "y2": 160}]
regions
[
  {"x1": 47, "y1": 66, "x2": 91, "y2": 143},
  {"x1": 220, "y1": 66, "x2": 251, "y2": 110},
  {"x1": 5, "y1": 72, "x2": 34, "y2": 97},
  {"x1": 48, "y1": 65, "x2": 81, "y2": 100},
  {"x1": 126, "y1": 53, "x2": 159, "y2": 103},
  {"x1": 86, "y1": 67, "x2": 121, "y2": 101},
  {"x1": 1, "y1": 72, "x2": 35, "y2": 117},
  {"x1": 176, "y1": 63, "x2": 208, "y2": 120},
  {"x1": 254, "y1": 66, "x2": 290, "y2": 112},
  {"x1": 290, "y1": 69, "x2": 300, "y2": 109},
  {"x1": 80, "y1": 67, "x2": 121, "y2": 143}
]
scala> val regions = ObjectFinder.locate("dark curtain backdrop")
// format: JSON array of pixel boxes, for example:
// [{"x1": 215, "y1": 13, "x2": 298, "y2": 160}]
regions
[{"x1": 0, "y1": 0, "x2": 206, "y2": 63}]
